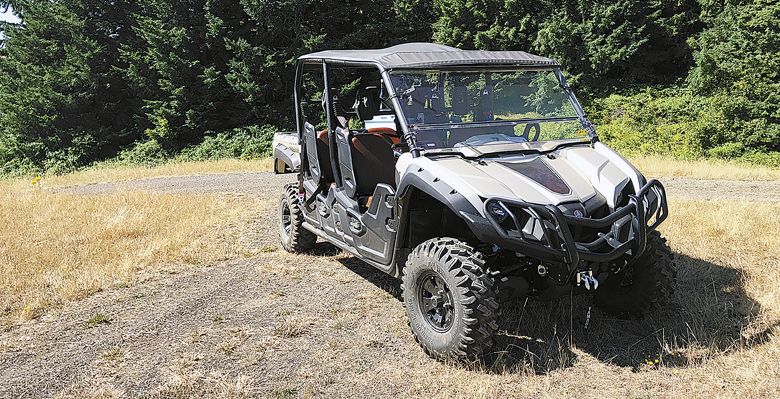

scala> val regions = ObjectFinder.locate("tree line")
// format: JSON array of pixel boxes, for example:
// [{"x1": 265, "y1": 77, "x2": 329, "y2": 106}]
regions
[{"x1": 0, "y1": 0, "x2": 777, "y2": 175}]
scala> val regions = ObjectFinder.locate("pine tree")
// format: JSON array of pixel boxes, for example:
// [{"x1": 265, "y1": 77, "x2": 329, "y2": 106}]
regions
[
  {"x1": 0, "y1": 0, "x2": 141, "y2": 174},
  {"x1": 688, "y1": 0, "x2": 780, "y2": 153}
]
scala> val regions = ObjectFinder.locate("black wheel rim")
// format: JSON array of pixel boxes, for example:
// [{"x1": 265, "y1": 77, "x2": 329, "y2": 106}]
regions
[
  {"x1": 281, "y1": 199, "x2": 292, "y2": 237},
  {"x1": 418, "y1": 272, "x2": 455, "y2": 332}
]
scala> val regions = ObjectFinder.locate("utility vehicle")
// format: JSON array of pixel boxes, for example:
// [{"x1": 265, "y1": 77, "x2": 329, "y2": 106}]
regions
[{"x1": 278, "y1": 43, "x2": 675, "y2": 360}]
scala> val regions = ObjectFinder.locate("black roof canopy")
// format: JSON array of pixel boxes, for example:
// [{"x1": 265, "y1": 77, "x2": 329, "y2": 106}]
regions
[{"x1": 298, "y1": 43, "x2": 559, "y2": 70}]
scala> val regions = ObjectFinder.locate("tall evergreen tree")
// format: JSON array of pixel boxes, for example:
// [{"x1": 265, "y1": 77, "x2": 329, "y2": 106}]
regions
[
  {"x1": 0, "y1": 0, "x2": 141, "y2": 174},
  {"x1": 126, "y1": 0, "x2": 414, "y2": 148},
  {"x1": 688, "y1": 0, "x2": 780, "y2": 153},
  {"x1": 430, "y1": 0, "x2": 550, "y2": 50},
  {"x1": 533, "y1": 0, "x2": 701, "y2": 91}
]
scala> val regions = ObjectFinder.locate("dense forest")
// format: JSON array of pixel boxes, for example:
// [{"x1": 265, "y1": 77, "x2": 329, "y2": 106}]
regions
[{"x1": 0, "y1": 0, "x2": 777, "y2": 175}]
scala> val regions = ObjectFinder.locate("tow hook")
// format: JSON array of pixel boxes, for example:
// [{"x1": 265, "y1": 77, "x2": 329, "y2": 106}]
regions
[{"x1": 577, "y1": 270, "x2": 599, "y2": 291}]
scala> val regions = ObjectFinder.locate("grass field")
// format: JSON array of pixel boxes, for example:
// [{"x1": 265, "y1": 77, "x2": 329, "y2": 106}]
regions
[
  {"x1": 0, "y1": 157, "x2": 778, "y2": 326},
  {"x1": 0, "y1": 190, "x2": 246, "y2": 324},
  {"x1": 630, "y1": 155, "x2": 780, "y2": 181},
  {"x1": 1, "y1": 157, "x2": 779, "y2": 397}
]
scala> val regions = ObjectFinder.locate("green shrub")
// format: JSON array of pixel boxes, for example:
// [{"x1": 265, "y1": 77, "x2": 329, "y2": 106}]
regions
[
  {"x1": 737, "y1": 151, "x2": 780, "y2": 167},
  {"x1": 116, "y1": 139, "x2": 170, "y2": 167},
  {"x1": 176, "y1": 125, "x2": 275, "y2": 162},
  {"x1": 707, "y1": 142, "x2": 745, "y2": 160},
  {"x1": 590, "y1": 88, "x2": 707, "y2": 159},
  {"x1": 589, "y1": 86, "x2": 780, "y2": 167}
]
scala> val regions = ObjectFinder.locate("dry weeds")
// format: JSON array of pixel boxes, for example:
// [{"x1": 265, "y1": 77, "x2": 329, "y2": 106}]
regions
[
  {"x1": 2, "y1": 160, "x2": 780, "y2": 398},
  {"x1": 631, "y1": 155, "x2": 780, "y2": 180},
  {"x1": 0, "y1": 189, "x2": 243, "y2": 325}
]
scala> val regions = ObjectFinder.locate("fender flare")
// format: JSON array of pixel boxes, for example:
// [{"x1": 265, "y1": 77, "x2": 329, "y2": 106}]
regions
[
  {"x1": 273, "y1": 144, "x2": 300, "y2": 173},
  {"x1": 394, "y1": 169, "x2": 493, "y2": 254}
]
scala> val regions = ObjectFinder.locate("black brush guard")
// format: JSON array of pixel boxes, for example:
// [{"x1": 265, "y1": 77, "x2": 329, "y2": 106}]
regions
[{"x1": 483, "y1": 179, "x2": 668, "y2": 268}]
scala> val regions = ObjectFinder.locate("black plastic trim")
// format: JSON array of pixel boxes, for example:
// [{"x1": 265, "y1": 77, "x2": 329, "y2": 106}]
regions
[{"x1": 480, "y1": 179, "x2": 668, "y2": 268}]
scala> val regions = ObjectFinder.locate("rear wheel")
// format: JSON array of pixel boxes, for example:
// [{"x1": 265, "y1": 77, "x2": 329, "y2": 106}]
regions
[
  {"x1": 595, "y1": 231, "x2": 676, "y2": 318},
  {"x1": 401, "y1": 238, "x2": 499, "y2": 361},
  {"x1": 279, "y1": 183, "x2": 316, "y2": 253}
]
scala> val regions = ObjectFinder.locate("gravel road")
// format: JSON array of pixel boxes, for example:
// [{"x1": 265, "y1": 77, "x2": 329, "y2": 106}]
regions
[
  {"x1": 1, "y1": 171, "x2": 777, "y2": 398},
  {"x1": 59, "y1": 171, "x2": 780, "y2": 202}
]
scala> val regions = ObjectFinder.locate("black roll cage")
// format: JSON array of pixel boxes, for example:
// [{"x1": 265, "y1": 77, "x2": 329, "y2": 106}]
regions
[{"x1": 293, "y1": 59, "x2": 598, "y2": 173}]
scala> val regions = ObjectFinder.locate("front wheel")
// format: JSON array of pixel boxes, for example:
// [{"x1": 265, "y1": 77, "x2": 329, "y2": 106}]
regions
[
  {"x1": 401, "y1": 238, "x2": 499, "y2": 361},
  {"x1": 279, "y1": 183, "x2": 316, "y2": 253},
  {"x1": 595, "y1": 231, "x2": 676, "y2": 318}
]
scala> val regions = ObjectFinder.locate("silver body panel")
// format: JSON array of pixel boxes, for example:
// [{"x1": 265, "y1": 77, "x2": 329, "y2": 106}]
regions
[{"x1": 396, "y1": 142, "x2": 643, "y2": 217}]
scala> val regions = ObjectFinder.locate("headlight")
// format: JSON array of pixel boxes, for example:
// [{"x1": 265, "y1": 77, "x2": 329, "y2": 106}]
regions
[
  {"x1": 557, "y1": 202, "x2": 586, "y2": 218},
  {"x1": 487, "y1": 202, "x2": 509, "y2": 223}
]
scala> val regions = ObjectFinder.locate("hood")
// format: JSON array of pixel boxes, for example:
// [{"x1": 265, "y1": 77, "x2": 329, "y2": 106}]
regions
[{"x1": 397, "y1": 143, "x2": 640, "y2": 216}]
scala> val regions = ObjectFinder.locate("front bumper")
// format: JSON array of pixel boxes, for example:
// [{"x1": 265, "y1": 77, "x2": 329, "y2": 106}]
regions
[{"x1": 481, "y1": 179, "x2": 668, "y2": 267}]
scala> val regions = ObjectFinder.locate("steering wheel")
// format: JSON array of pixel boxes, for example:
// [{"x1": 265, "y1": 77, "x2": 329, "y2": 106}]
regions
[{"x1": 522, "y1": 123, "x2": 541, "y2": 142}]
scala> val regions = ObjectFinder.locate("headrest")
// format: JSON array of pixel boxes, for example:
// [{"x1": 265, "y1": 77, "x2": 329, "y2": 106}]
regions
[
  {"x1": 474, "y1": 84, "x2": 494, "y2": 121},
  {"x1": 354, "y1": 86, "x2": 380, "y2": 121},
  {"x1": 322, "y1": 89, "x2": 348, "y2": 128},
  {"x1": 404, "y1": 86, "x2": 445, "y2": 114}
]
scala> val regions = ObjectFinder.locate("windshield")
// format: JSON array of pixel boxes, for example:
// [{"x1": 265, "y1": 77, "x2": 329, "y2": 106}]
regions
[{"x1": 388, "y1": 69, "x2": 588, "y2": 150}]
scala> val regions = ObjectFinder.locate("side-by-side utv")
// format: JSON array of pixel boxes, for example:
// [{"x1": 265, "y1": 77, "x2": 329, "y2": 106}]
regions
[{"x1": 278, "y1": 43, "x2": 675, "y2": 361}]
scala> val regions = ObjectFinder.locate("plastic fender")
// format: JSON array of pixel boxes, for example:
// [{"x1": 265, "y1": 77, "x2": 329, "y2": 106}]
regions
[
  {"x1": 274, "y1": 143, "x2": 301, "y2": 173},
  {"x1": 593, "y1": 142, "x2": 645, "y2": 193}
]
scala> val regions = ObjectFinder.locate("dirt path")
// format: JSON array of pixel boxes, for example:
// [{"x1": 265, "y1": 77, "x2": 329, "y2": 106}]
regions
[{"x1": 1, "y1": 172, "x2": 777, "y2": 398}]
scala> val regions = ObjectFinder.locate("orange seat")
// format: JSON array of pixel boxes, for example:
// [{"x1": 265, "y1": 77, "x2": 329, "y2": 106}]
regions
[{"x1": 367, "y1": 127, "x2": 401, "y2": 145}]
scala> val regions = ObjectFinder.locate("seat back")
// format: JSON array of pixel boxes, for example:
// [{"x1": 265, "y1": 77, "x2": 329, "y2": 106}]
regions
[
  {"x1": 336, "y1": 126, "x2": 397, "y2": 198},
  {"x1": 316, "y1": 129, "x2": 335, "y2": 182},
  {"x1": 303, "y1": 123, "x2": 326, "y2": 182},
  {"x1": 351, "y1": 133, "x2": 396, "y2": 195}
]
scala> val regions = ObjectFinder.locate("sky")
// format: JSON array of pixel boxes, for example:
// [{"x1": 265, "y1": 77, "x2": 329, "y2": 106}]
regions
[{"x1": 0, "y1": 6, "x2": 21, "y2": 24}]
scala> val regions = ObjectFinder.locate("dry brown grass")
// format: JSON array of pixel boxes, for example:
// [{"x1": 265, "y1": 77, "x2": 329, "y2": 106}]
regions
[
  {"x1": 0, "y1": 189, "x2": 243, "y2": 325},
  {"x1": 2, "y1": 159, "x2": 780, "y2": 398},
  {"x1": 630, "y1": 155, "x2": 780, "y2": 180}
]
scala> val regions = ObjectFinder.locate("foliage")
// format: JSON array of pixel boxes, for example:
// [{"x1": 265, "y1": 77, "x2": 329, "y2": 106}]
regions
[
  {"x1": 177, "y1": 125, "x2": 276, "y2": 161},
  {"x1": 534, "y1": 0, "x2": 701, "y2": 91},
  {"x1": 0, "y1": 0, "x2": 142, "y2": 175},
  {"x1": 590, "y1": 88, "x2": 708, "y2": 159},
  {"x1": 429, "y1": 0, "x2": 701, "y2": 93},
  {"x1": 687, "y1": 0, "x2": 780, "y2": 155},
  {"x1": 592, "y1": 87, "x2": 780, "y2": 166},
  {"x1": 593, "y1": 0, "x2": 780, "y2": 166},
  {"x1": 0, "y1": 0, "x2": 778, "y2": 175},
  {"x1": 115, "y1": 125, "x2": 275, "y2": 168}
]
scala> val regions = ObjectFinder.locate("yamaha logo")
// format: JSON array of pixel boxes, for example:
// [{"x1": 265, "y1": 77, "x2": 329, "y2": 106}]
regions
[{"x1": 574, "y1": 210, "x2": 584, "y2": 218}]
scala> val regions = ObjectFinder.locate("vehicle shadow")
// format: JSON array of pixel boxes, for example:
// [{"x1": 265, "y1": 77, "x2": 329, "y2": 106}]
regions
[
  {"x1": 338, "y1": 252, "x2": 776, "y2": 375},
  {"x1": 338, "y1": 256, "x2": 402, "y2": 300}
]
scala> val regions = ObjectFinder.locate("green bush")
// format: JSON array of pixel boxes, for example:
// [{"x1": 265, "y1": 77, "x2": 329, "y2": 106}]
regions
[
  {"x1": 116, "y1": 139, "x2": 170, "y2": 167},
  {"x1": 590, "y1": 88, "x2": 706, "y2": 159},
  {"x1": 177, "y1": 125, "x2": 276, "y2": 161},
  {"x1": 109, "y1": 125, "x2": 276, "y2": 168},
  {"x1": 590, "y1": 87, "x2": 780, "y2": 166}
]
